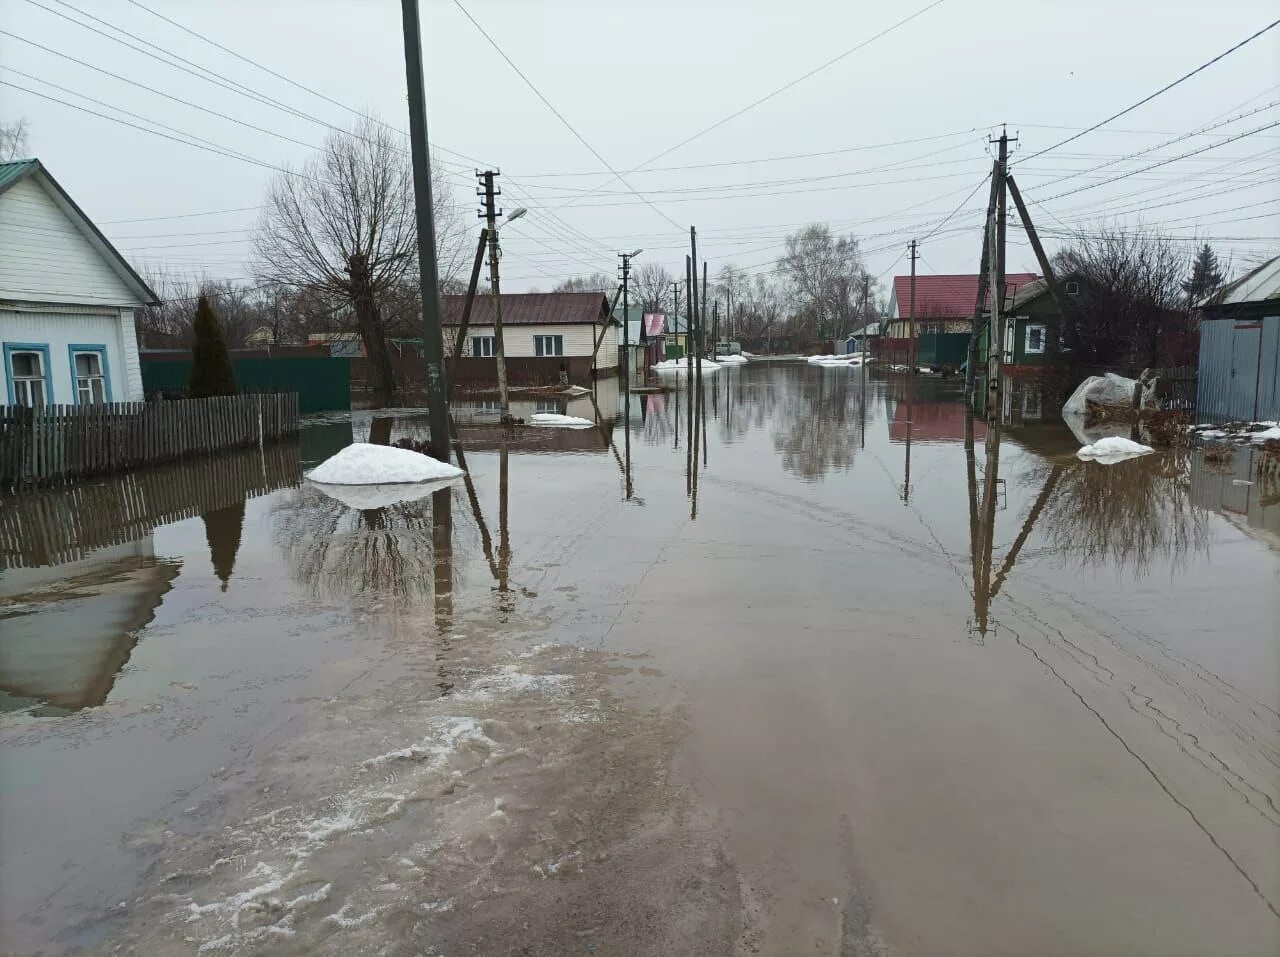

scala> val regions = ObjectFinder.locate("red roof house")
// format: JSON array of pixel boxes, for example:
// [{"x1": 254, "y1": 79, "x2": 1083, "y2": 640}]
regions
[{"x1": 887, "y1": 273, "x2": 1039, "y2": 333}]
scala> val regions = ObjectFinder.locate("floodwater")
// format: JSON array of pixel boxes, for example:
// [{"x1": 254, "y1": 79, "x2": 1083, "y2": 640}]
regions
[{"x1": 1, "y1": 364, "x2": 1277, "y2": 956}]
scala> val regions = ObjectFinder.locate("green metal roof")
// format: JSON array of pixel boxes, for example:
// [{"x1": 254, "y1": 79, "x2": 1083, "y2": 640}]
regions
[{"x1": 0, "y1": 159, "x2": 39, "y2": 195}]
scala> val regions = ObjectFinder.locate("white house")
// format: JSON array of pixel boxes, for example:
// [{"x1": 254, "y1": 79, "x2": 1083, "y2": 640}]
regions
[
  {"x1": 1, "y1": 159, "x2": 157, "y2": 407},
  {"x1": 441, "y1": 292, "x2": 618, "y2": 385}
]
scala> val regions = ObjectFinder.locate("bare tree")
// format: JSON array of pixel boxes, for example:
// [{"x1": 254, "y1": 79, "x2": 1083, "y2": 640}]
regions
[
  {"x1": 630, "y1": 263, "x2": 673, "y2": 314},
  {"x1": 553, "y1": 272, "x2": 615, "y2": 295},
  {"x1": 778, "y1": 224, "x2": 867, "y2": 342},
  {"x1": 254, "y1": 114, "x2": 464, "y2": 405},
  {"x1": 1054, "y1": 225, "x2": 1193, "y2": 369},
  {"x1": 0, "y1": 118, "x2": 31, "y2": 161}
]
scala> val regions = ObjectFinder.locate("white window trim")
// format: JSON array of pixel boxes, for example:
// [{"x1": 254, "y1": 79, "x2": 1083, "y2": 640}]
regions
[
  {"x1": 471, "y1": 335, "x2": 496, "y2": 358},
  {"x1": 1024, "y1": 323, "x2": 1047, "y2": 355},
  {"x1": 534, "y1": 334, "x2": 564, "y2": 357}
]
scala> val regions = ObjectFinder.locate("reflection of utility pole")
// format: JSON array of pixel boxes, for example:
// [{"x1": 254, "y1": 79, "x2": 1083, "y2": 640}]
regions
[
  {"x1": 964, "y1": 172, "x2": 1000, "y2": 405},
  {"x1": 497, "y1": 437, "x2": 510, "y2": 603},
  {"x1": 431, "y1": 485, "x2": 453, "y2": 634},
  {"x1": 399, "y1": 0, "x2": 451, "y2": 460},
  {"x1": 478, "y1": 170, "x2": 512, "y2": 421}
]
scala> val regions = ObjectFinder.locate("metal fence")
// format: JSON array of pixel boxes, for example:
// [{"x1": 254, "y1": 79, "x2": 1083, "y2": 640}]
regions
[
  {"x1": 0, "y1": 393, "x2": 299, "y2": 490},
  {"x1": 1196, "y1": 316, "x2": 1280, "y2": 423}
]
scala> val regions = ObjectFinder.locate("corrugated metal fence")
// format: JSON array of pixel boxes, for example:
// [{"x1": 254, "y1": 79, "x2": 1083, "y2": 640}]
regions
[
  {"x1": 0, "y1": 393, "x2": 299, "y2": 490},
  {"x1": 1196, "y1": 316, "x2": 1280, "y2": 423}
]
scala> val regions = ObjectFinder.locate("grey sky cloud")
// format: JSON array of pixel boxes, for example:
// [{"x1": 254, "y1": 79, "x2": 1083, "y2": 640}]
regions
[{"x1": 3, "y1": 0, "x2": 1277, "y2": 296}]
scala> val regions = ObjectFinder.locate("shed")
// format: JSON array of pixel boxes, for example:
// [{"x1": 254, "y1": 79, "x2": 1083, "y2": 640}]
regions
[
  {"x1": 1195, "y1": 255, "x2": 1280, "y2": 423},
  {"x1": 1, "y1": 159, "x2": 158, "y2": 407}
]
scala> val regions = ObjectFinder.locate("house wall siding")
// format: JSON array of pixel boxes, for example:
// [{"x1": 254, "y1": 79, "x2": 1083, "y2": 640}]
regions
[
  {"x1": 457, "y1": 323, "x2": 618, "y2": 365},
  {"x1": 1, "y1": 309, "x2": 143, "y2": 404},
  {"x1": 0, "y1": 177, "x2": 139, "y2": 306}
]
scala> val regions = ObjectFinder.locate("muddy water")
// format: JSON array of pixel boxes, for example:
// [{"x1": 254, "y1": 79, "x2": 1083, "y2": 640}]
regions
[{"x1": 1, "y1": 365, "x2": 1277, "y2": 956}]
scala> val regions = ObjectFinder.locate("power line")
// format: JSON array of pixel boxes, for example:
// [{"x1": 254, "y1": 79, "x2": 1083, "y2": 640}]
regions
[
  {"x1": 449, "y1": 0, "x2": 683, "y2": 232},
  {"x1": 116, "y1": 0, "x2": 495, "y2": 169},
  {"x1": 1017, "y1": 18, "x2": 1280, "y2": 164},
  {"x1": 1032, "y1": 119, "x2": 1280, "y2": 204},
  {"x1": 636, "y1": 0, "x2": 951, "y2": 170},
  {"x1": 921, "y1": 171, "x2": 992, "y2": 242}
]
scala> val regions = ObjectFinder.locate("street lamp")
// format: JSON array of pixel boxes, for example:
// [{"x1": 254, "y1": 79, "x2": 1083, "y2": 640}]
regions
[{"x1": 506, "y1": 207, "x2": 528, "y2": 223}]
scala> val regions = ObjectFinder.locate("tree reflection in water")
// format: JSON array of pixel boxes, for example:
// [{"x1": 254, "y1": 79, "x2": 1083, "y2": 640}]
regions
[
  {"x1": 1022, "y1": 447, "x2": 1211, "y2": 575},
  {"x1": 772, "y1": 370, "x2": 860, "y2": 480},
  {"x1": 968, "y1": 420, "x2": 1214, "y2": 638}
]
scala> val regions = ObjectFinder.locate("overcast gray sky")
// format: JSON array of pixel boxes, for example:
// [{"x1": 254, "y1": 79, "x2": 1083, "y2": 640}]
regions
[{"x1": 3, "y1": 0, "x2": 1278, "y2": 297}]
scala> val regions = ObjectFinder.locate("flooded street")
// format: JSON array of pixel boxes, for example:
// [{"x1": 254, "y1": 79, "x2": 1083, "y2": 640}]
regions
[{"x1": 2, "y1": 364, "x2": 1278, "y2": 956}]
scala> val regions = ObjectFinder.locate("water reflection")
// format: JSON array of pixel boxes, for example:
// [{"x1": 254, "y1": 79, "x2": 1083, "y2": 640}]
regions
[
  {"x1": 0, "y1": 446, "x2": 300, "y2": 715},
  {"x1": 772, "y1": 369, "x2": 865, "y2": 481},
  {"x1": 201, "y1": 501, "x2": 245, "y2": 592},
  {"x1": 967, "y1": 411, "x2": 1217, "y2": 638}
]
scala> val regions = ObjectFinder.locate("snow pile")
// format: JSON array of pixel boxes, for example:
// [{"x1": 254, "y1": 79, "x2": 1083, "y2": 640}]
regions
[
  {"x1": 528, "y1": 413, "x2": 594, "y2": 429},
  {"x1": 1063, "y1": 373, "x2": 1157, "y2": 417},
  {"x1": 740, "y1": 350, "x2": 757, "y2": 358},
  {"x1": 651, "y1": 358, "x2": 721, "y2": 373},
  {"x1": 313, "y1": 478, "x2": 457, "y2": 510},
  {"x1": 560, "y1": 385, "x2": 591, "y2": 396},
  {"x1": 1189, "y1": 421, "x2": 1280, "y2": 444},
  {"x1": 1076, "y1": 436, "x2": 1155, "y2": 464},
  {"x1": 716, "y1": 354, "x2": 748, "y2": 364},
  {"x1": 307, "y1": 443, "x2": 464, "y2": 485}
]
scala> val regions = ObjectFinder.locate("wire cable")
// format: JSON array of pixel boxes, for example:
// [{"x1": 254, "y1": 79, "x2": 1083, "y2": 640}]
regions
[{"x1": 1016, "y1": 18, "x2": 1280, "y2": 165}]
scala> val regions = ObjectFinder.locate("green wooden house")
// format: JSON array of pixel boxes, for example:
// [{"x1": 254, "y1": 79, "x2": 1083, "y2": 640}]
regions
[{"x1": 976, "y1": 277, "x2": 1071, "y2": 371}]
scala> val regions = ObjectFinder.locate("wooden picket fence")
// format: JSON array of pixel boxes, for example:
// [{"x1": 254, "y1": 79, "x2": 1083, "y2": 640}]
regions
[{"x1": 0, "y1": 393, "x2": 299, "y2": 490}]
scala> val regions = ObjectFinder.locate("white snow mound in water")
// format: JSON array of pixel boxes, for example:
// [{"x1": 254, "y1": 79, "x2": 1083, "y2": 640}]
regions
[
  {"x1": 651, "y1": 358, "x2": 721, "y2": 372},
  {"x1": 1076, "y1": 436, "x2": 1155, "y2": 464},
  {"x1": 716, "y1": 354, "x2": 748, "y2": 364},
  {"x1": 307, "y1": 442, "x2": 464, "y2": 484},
  {"x1": 529, "y1": 413, "x2": 594, "y2": 428},
  {"x1": 313, "y1": 478, "x2": 458, "y2": 510}
]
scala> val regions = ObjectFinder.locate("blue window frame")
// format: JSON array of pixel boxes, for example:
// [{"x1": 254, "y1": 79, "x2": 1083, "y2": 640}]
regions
[
  {"x1": 3, "y1": 342, "x2": 54, "y2": 407},
  {"x1": 67, "y1": 343, "x2": 112, "y2": 404}
]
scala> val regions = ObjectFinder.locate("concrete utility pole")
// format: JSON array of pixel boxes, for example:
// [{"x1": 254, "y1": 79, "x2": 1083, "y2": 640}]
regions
[
  {"x1": 986, "y1": 127, "x2": 1015, "y2": 420},
  {"x1": 713, "y1": 299, "x2": 720, "y2": 356},
  {"x1": 671, "y1": 280, "x2": 681, "y2": 348},
  {"x1": 399, "y1": 0, "x2": 451, "y2": 460},
  {"x1": 477, "y1": 170, "x2": 512, "y2": 421},
  {"x1": 907, "y1": 239, "x2": 919, "y2": 371}
]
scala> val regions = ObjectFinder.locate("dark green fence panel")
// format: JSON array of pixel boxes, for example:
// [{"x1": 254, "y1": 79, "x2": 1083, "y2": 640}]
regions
[
  {"x1": 917, "y1": 333, "x2": 970, "y2": 368},
  {"x1": 142, "y1": 357, "x2": 350, "y2": 413}
]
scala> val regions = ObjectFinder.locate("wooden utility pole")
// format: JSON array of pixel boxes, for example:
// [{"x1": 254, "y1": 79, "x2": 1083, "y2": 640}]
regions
[
  {"x1": 671, "y1": 280, "x2": 681, "y2": 351},
  {"x1": 712, "y1": 299, "x2": 720, "y2": 357},
  {"x1": 986, "y1": 127, "x2": 1015, "y2": 420},
  {"x1": 477, "y1": 170, "x2": 512, "y2": 421},
  {"x1": 399, "y1": 0, "x2": 451, "y2": 460},
  {"x1": 964, "y1": 169, "x2": 1000, "y2": 404},
  {"x1": 690, "y1": 228, "x2": 701, "y2": 398},
  {"x1": 908, "y1": 239, "x2": 919, "y2": 371},
  {"x1": 448, "y1": 227, "x2": 490, "y2": 402},
  {"x1": 1005, "y1": 173, "x2": 1070, "y2": 324}
]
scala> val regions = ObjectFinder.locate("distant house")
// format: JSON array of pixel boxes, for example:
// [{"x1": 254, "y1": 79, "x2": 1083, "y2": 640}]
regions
[
  {"x1": 445, "y1": 291, "x2": 617, "y2": 385},
  {"x1": 975, "y1": 276, "x2": 1070, "y2": 373},
  {"x1": 885, "y1": 272, "x2": 1039, "y2": 367},
  {"x1": 844, "y1": 320, "x2": 881, "y2": 355},
  {"x1": 1195, "y1": 254, "x2": 1280, "y2": 423},
  {"x1": 244, "y1": 326, "x2": 275, "y2": 348},
  {"x1": 885, "y1": 272, "x2": 1039, "y2": 336},
  {"x1": 1, "y1": 159, "x2": 158, "y2": 407}
]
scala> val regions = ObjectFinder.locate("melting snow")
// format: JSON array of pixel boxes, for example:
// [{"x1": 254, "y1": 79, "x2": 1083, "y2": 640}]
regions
[
  {"x1": 528, "y1": 413, "x2": 595, "y2": 429},
  {"x1": 306, "y1": 443, "x2": 464, "y2": 485},
  {"x1": 651, "y1": 358, "x2": 721, "y2": 373},
  {"x1": 1077, "y1": 436, "x2": 1155, "y2": 464}
]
